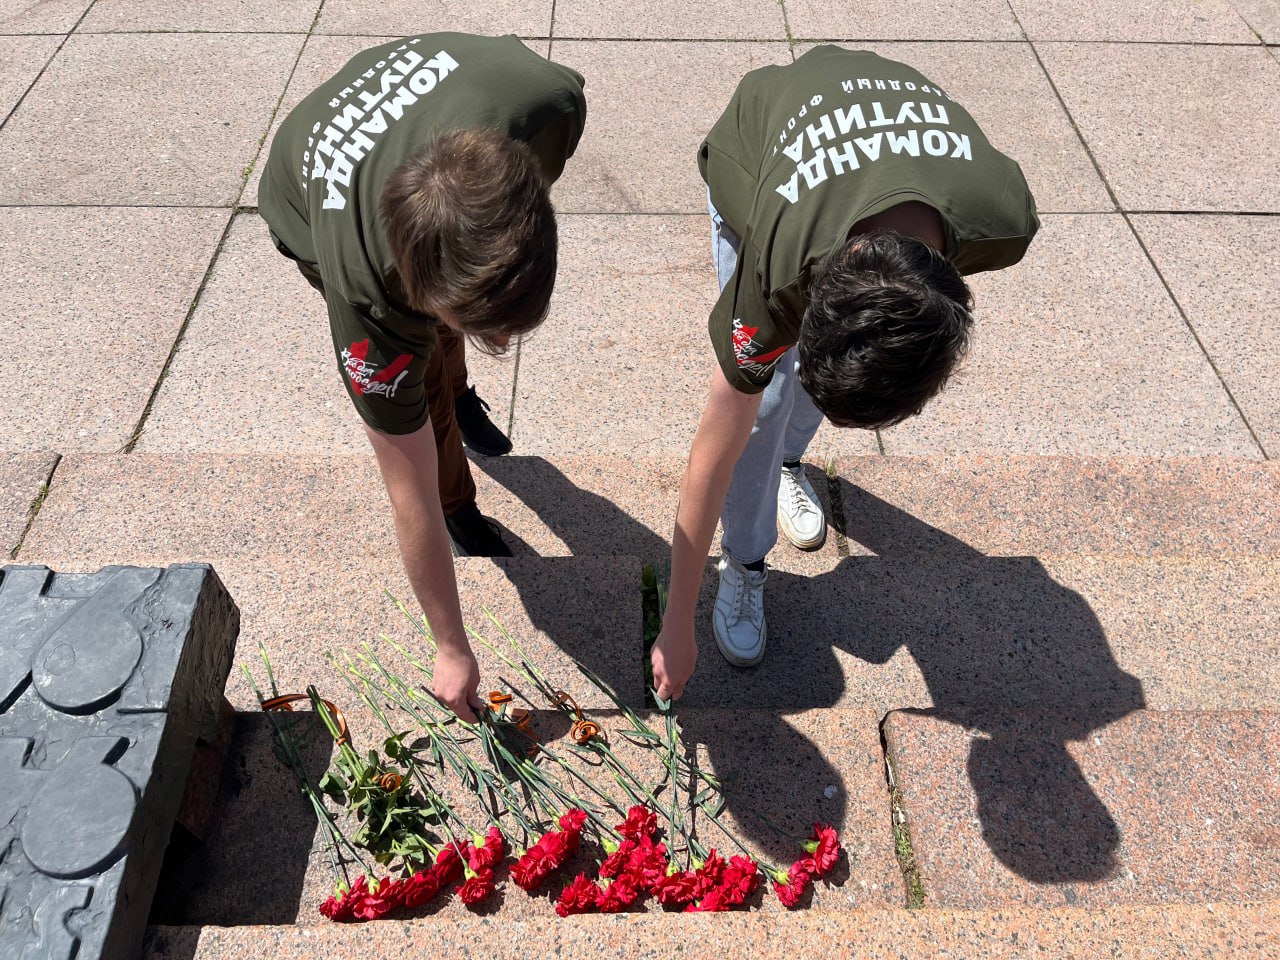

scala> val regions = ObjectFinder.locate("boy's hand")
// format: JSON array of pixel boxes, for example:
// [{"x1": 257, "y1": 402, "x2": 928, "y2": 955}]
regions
[
  {"x1": 651, "y1": 624, "x2": 698, "y2": 701},
  {"x1": 432, "y1": 646, "x2": 485, "y2": 723}
]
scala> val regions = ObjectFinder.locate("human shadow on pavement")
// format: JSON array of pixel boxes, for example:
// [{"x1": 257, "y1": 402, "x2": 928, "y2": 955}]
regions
[{"x1": 471, "y1": 456, "x2": 1147, "y2": 883}]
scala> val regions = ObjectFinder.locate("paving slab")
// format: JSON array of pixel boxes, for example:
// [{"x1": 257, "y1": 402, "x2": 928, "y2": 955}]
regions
[
  {"x1": 683, "y1": 553, "x2": 1280, "y2": 713},
  {"x1": 77, "y1": 0, "x2": 321, "y2": 32},
  {"x1": 135, "y1": 214, "x2": 516, "y2": 454},
  {"x1": 1009, "y1": 0, "x2": 1256, "y2": 42},
  {"x1": 795, "y1": 41, "x2": 1111, "y2": 213},
  {"x1": 1130, "y1": 215, "x2": 1280, "y2": 458},
  {"x1": 0, "y1": 454, "x2": 56, "y2": 556},
  {"x1": 550, "y1": 42, "x2": 793, "y2": 214},
  {"x1": 553, "y1": 0, "x2": 788, "y2": 40},
  {"x1": 0, "y1": 33, "x2": 301, "y2": 205},
  {"x1": 514, "y1": 214, "x2": 721, "y2": 455},
  {"x1": 0, "y1": 0, "x2": 89, "y2": 33},
  {"x1": 0, "y1": 35, "x2": 60, "y2": 120},
  {"x1": 833, "y1": 456, "x2": 1280, "y2": 557},
  {"x1": 1234, "y1": 0, "x2": 1280, "y2": 41},
  {"x1": 1036, "y1": 43, "x2": 1280, "y2": 212},
  {"x1": 314, "y1": 0, "x2": 553, "y2": 37},
  {"x1": 139, "y1": 705, "x2": 894, "y2": 926},
  {"x1": 784, "y1": 0, "x2": 1023, "y2": 40},
  {"x1": 878, "y1": 215, "x2": 1260, "y2": 456},
  {"x1": 885, "y1": 709, "x2": 1280, "y2": 908},
  {"x1": 244, "y1": 34, "x2": 395, "y2": 206},
  {"x1": 144, "y1": 901, "x2": 1280, "y2": 959},
  {"x1": 0, "y1": 207, "x2": 228, "y2": 453}
]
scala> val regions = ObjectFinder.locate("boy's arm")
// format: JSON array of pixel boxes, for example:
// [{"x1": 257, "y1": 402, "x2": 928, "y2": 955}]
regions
[
  {"x1": 652, "y1": 365, "x2": 763, "y2": 700},
  {"x1": 364, "y1": 419, "x2": 484, "y2": 722}
]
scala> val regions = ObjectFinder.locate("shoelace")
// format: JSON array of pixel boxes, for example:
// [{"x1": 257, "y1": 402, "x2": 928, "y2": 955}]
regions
[
  {"x1": 463, "y1": 386, "x2": 491, "y2": 414},
  {"x1": 784, "y1": 471, "x2": 819, "y2": 517},
  {"x1": 730, "y1": 566, "x2": 763, "y2": 627}
]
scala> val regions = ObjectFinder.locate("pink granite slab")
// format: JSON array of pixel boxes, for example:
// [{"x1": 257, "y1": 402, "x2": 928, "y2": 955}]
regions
[
  {"x1": 794, "y1": 41, "x2": 1112, "y2": 213},
  {"x1": 885, "y1": 709, "x2": 1280, "y2": 907},
  {"x1": 0, "y1": 35, "x2": 60, "y2": 119},
  {"x1": 0, "y1": 454, "x2": 57, "y2": 555},
  {"x1": 314, "y1": 0, "x2": 553, "y2": 37},
  {"x1": 144, "y1": 901, "x2": 1280, "y2": 958},
  {"x1": 1009, "y1": 0, "x2": 1256, "y2": 41},
  {"x1": 550, "y1": 41, "x2": 793, "y2": 213},
  {"x1": 512, "y1": 214, "x2": 721, "y2": 455},
  {"x1": 553, "y1": 0, "x2": 788, "y2": 39},
  {"x1": 0, "y1": 207, "x2": 228, "y2": 453},
  {"x1": 1036, "y1": 43, "x2": 1280, "y2": 212},
  {"x1": 78, "y1": 0, "x2": 321, "y2": 32},
  {"x1": 1234, "y1": 0, "x2": 1280, "y2": 40},
  {"x1": 879, "y1": 215, "x2": 1261, "y2": 456},
  {"x1": 785, "y1": 0, "x2": 1022, "y2": 40},
  {"x1": 831, "y1": 456, "x2": 1280, "y2": 557},
  {"x1": 0, "y1": 33, "x2": 301, "y2": 204},
  {"x1": 0, "y1": 0, "x2": 90, "y2": 32},
  {"x1": 134, "y1": 214, "x2": 515, "y2": 454},
  {"x1": 1130, "y1": 215, "x2": 1280, "y2": 458}
]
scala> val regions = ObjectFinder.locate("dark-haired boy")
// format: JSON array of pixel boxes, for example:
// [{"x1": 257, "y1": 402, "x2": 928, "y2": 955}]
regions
[
  {"x1": 651, "y1": 47, "x2": 1039, "y2": 700},
  {"x1": 259, "y1": 34, "x2": 586, "y2": 720}
]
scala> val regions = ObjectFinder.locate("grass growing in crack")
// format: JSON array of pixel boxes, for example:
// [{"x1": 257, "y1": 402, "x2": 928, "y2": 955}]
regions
[
  {"x1": 885, "y1": 754, "x2": 926, "y2": 909},
  {"x1": 9, "y1": 480, "x2": 51, "y2": 560},
  {"x1": 823, "y1": 458, "x2": 850, "y2": 558}
]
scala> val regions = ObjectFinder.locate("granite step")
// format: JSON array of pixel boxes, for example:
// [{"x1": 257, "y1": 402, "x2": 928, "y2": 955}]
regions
[
  {"x1": 884, "y1": 708, "x2": 1280, "y2": 911},
  {"x1": 16, "y1": 454, "x2": 1280, "y2": 716},
  {"x1": 143, "y1": 901, "x2": 1280, "y2": 960}
]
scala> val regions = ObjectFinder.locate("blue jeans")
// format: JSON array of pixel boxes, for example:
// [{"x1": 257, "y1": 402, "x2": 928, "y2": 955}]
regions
[{"x1": 710, "y1": 196, "x2": 825, "y2": 565}]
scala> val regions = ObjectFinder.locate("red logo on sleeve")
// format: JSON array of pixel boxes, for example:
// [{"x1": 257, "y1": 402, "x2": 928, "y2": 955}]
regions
[
  {"x1": 341, "y1": 339, "x2": 412, "y2": 398},
  {"x1": 731, "y1": 319, "x2": 789, "y2": 375}
]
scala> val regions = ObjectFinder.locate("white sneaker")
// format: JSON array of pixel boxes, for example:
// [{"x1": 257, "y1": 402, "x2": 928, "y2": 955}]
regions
[
  {"x1": 777, "y1": 464, "x2": 827, "y2": 550},
  {"x1": 713, "y1": 554, "x2": 767, "y2": 666}
]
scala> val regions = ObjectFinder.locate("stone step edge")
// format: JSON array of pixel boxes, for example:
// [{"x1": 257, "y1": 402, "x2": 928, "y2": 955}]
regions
[{"x1": 145, "y1": 900, "x2": 1280, "y2": 960}]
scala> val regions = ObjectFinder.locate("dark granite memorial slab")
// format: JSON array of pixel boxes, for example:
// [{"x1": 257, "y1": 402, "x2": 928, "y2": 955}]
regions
[{"x1": 0, "y1": 564, "x2": 239, "y2": 960}]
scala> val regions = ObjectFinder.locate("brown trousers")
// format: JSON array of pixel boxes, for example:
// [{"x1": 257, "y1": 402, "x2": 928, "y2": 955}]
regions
[
  {"x1": 286, "y1": 251, "x2": 476, "y2": 516},
  {"x1": 427, "y1": 325, "x2": 477, "y2": 516}
]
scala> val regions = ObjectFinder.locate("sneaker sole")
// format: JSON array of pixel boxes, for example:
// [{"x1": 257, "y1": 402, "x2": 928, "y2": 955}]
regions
[
  {"x1": 460, "y1": 437, "x2": 513, "y2": 457},
  {"x1": 713, "y1": 629, "x2": 766, "y2": 667},
  {"x1": 778, "y1": 511, "x2": 827, "y2": 550}
]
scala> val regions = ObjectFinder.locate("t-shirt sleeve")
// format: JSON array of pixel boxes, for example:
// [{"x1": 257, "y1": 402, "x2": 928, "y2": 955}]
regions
[
  {"x1": 525, "y1": 65, "x2": 587, "y2": 185},
  {"x1": 708, "y1": 248, "x2": 796, "y2": 395},
  {"x1": 325, "y1": 288, "x2": 433, "y2": 435}
]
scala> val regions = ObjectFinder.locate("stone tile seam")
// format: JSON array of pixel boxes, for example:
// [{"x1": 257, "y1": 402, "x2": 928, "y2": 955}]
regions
[
  {"x1": 0, "y1": 0, "x2": 102, "y2": 132},
  {"x1": 1011, "y1": 18, "x2": 1272, "y2": 461},
  {"x1": 123, "y1": 13, "x2": 322, "y2": 452},
  {"x1": 879, "y1": 710, "x2": 926, "y2": 908},
  {"x1": 7, "y1": 454, "x2": 62, "y2": 561}
]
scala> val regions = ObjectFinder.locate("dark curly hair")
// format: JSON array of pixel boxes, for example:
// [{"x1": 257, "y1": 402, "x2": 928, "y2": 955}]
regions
[
  {"x1": 380, "y1": 128, "x2": 557, "y2": 355},
  {"x1": 797, "y1": 232, "x2": 973, "y2": 429}
]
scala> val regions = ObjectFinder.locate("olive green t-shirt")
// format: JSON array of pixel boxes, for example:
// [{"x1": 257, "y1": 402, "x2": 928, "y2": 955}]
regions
[
  {"x1": 259, "y1": 33, "x2": 586, "y2": 432},
  {"x1": 699, "y1": 46, "x2": 1039, "y2": 393}
]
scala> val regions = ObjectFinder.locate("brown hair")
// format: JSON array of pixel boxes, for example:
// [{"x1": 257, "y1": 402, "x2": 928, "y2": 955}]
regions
[{"x1": 379, "y1": 128, "x2": 557, "y2": 354}]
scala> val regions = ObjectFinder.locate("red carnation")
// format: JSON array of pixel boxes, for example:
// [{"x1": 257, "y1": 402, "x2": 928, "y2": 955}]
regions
[
  {"x1": 319, "y1": 877, "x2": 361, "y2": 922},
  {"x1": 690, "y1": 850, "x2": 727, "y2": 899},
  {"x1": 720, "y1": 855, "x2": 760, "y2": 906},
  {"x1": 350, "y1": 876, "x2": 397, "y2": 920},
  {"x1": 434, "y1": 843, "x2": 466, "y2": 885},
  {"x1": 595, "y1": 873, "x2": 642, "y2": 913},
  {"x1": 772, "y1": 860, "x2": 814, "y2": 908},
  {"x1": 619, "y1": 804, "x2": 658, "y2": 841},
  {"x1": 803, "y1": 824, "x2": 841, "y2": 877},
  {"x1": 627, "y1": 836, "x2": 671, "y2": 889},
  {"x1": 652, "y1": 870, "x2": 699, "y2": 907},
  {"x1": 599, "y1": 839, "x2": 636, "y2": 878},
  {"x1": 512, "y1": 827, "x2": 579, "y2": 891},
  {"x1": 469, "y1": 827, "x2": 507, "y2": 871},
  {"x1": 555, "y1": 873, "x2": 600, "y2": 917},
  {"x1": 457, "y1": 867, "x2": 496, "y2": 906},
  {"x1": 397, "y1": 869, "x2": 442, "y2": 909},
  {"x1": 559, "y1": 808, "x2": 588, "y2": 833},
  {"x1": 686, "y1": 886, "x2": 730, "y2": 912}
]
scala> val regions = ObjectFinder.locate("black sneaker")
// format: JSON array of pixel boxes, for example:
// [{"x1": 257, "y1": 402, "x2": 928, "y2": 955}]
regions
[
  {"x1": 445, "y1": 502, "x2": 513, "y2": 557},
  {"x1": 454, "y1": 385, "x2": 513, "y2": 456}
]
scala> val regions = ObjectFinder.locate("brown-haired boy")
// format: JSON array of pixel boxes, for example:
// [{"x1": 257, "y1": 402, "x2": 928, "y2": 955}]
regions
[
  {"x1": 260, "y1": 34, "x2": 586, "y2": 720},
  {"x1": 652, "y1": 47, "x2": 1038, "y2": 700}
]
